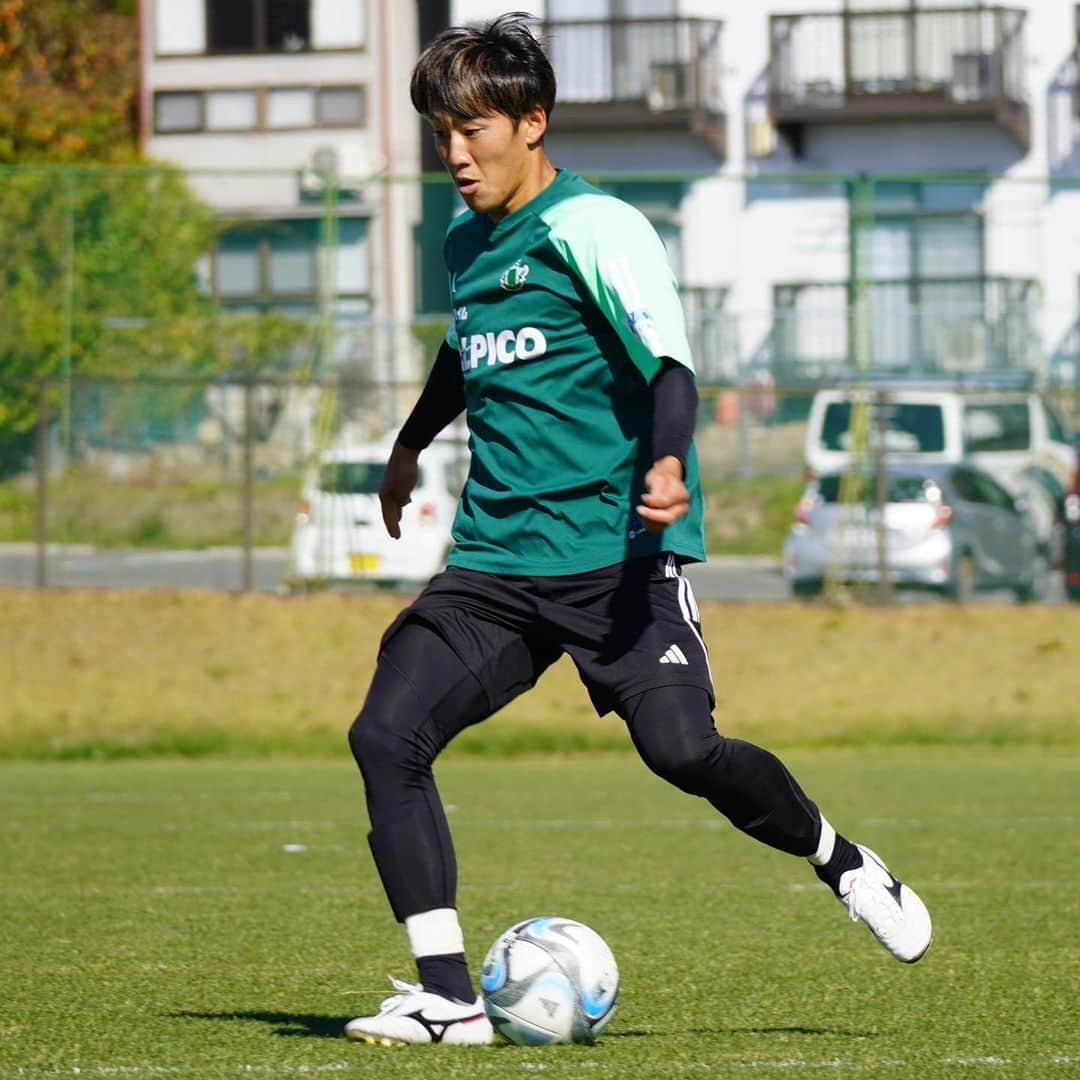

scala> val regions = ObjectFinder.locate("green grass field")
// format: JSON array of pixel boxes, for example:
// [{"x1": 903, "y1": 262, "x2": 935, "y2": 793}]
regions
[{"x1": 3, "y1": 752, "x2": 1077, "y2": 1079}]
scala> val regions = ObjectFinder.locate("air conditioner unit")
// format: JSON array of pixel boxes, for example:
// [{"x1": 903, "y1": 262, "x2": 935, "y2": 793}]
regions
[
  {"x1": 937, "y1": 322, "x2": 987, "y2": 372},
  {"x1": 950, "y1": 52, "x2": 993, "y2": 103},
  {"x1": 298, "y1": 146, "x2": 340, "y2": 202},
  {"x1": 648, "y1": 61, "x2": 689, "y2": 111}
]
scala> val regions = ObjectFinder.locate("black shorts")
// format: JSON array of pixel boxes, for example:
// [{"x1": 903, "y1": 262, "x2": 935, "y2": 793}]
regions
[{"x1": 380, "y1": 553, "x2": 714, "y2": 717}]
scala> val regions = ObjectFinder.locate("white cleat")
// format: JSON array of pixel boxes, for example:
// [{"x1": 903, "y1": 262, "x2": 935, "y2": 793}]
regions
[
  {"x1": 344, "y1": 976, "x2": 494, "y2": 1046},
  {"x1": 838, "y1": 845, "x2": 933, "y2": 963}
]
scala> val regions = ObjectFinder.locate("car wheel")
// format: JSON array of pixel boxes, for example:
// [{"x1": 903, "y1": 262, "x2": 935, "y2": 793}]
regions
[
  {"x1": 1015, "y1": 551, "x2": 1050, "y2": 604},
  {"x1": 791, "y1": 579, "x2": 823, "y2": 599},
  {"x1": 945, "y1": 552, "x2": 976, "y2": 603}
]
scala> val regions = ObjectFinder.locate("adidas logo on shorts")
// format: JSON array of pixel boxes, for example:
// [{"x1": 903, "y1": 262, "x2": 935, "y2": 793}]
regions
[{"x1": 659, "y1": 644, "x2": 689, "y2": 665}]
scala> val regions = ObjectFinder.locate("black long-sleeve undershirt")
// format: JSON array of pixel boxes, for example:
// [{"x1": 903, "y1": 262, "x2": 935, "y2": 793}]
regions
[
  {"x1": 396, "y1": 346, "x2": 697, "y2": 474},
  {"x1": 650, "y1": 358, "x2": 698, "y2": 474},
  {"x1": 397, "y1": 342, "x2": 466, "y2": 452}
]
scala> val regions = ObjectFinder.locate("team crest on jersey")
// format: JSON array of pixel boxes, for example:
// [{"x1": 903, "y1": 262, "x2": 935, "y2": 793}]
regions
[{"x1": 499, "y1": 260, "x2": 530, "y2": 292}]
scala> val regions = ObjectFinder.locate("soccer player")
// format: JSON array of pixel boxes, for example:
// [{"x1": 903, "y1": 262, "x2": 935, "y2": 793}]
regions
[{"x1": 344, "y1": 14, "x2": 932, "y2": 1047}]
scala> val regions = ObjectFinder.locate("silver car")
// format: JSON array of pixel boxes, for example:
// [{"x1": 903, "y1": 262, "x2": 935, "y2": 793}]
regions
[{"x1": 783, "y1": 463, "x2": 1049, "y2": 602}]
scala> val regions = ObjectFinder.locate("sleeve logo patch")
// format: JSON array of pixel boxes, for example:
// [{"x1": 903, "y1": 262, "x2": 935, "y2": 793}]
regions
[
  {"x1": 499, "y1": 260, "x2": 530, "y2": 292},
  {"x1": 626, "y1": 307, "x2": 662, "y2": 352}
]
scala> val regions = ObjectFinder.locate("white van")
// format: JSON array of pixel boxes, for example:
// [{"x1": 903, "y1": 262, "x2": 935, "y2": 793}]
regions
[
  {"x1": 803, "y1": 387, "x2": 1074, "y2": 546},
  {"x1": 289, "y1": 433, "x2": 468, "y2": 586}
]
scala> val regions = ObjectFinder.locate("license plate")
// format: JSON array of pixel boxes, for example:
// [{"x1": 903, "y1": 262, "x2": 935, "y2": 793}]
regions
[
  {"x1": 839, "y1": 529, "x2": 875, "y2": 548},
  {"x1": 349, "y1": 554, "x2": 381, "y2": 572}
]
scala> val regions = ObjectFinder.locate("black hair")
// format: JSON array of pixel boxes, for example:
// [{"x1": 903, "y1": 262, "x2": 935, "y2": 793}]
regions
[{"x1": 410, "y1": 12, "x2": 556, "y2": 124}]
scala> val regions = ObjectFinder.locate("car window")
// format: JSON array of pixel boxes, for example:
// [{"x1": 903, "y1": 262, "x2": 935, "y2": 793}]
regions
[
  {"x1": 817, "y1": 474, "x2": 936, "y2": 503},
  {"x1": 949, "y1": 468, "x2": 984, "y2": 503},
  {"x1": 970, "y1": 471, "x2": 1016, "y2": 511},
  {"x1": 821, "y1": 402, "x2": 946, "y2": 453},
  {"x1": 318, "y1": 462, "x2": 384, "y2": 494},
  {"x1": 963, "y1": 402, "x2": 1030, "y2": 452},
  {"x1": 1043, "y1": 400, "x2": 1070, "y2": 444}
]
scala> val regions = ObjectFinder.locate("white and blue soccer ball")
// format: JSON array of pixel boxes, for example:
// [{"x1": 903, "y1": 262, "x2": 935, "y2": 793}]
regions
[{"x1": 480, "y1": 916, "x2": 619, "y2": 1045}]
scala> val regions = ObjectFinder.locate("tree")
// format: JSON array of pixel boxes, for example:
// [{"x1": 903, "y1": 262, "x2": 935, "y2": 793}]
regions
[
  {"x1": 0, "y1": 0, "x2": 137, "y2": 163},
  {"x1": 0, "y1": 1, "x2": 317, "y2": 472}
]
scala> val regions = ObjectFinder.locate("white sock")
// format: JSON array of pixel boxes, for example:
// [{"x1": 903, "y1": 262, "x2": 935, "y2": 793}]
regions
[
  {"x1": 405, "y1": 907, "x2": 465, "y2": 959},
  {"x1": 807, "y1": 815, "x2": 837, "y2": 867}
]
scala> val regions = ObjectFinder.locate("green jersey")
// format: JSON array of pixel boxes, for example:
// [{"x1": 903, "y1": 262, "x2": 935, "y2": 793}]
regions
[{"x1": 443, "y1": 169, "x2": 705, "y2": 575}]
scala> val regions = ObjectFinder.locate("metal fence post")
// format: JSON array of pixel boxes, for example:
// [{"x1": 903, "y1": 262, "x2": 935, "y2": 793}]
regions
[
  {"x1": 242, "y1": 376, "x2": 255, "y2": 592},
  {"x1": 35, "y1": 381, "x2": 49, "y2": 589},
  {"x1": 873, "y1": 387, "x2": 891, "y2": 604}
]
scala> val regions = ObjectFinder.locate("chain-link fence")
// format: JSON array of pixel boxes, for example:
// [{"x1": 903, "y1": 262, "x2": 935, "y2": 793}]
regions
[
  {"x1": 3, "y1": 373, "x2": 1076, "y2": 595},
  {"x1": 2, "y1": 164, "x2": 1079, "y2": 593}
]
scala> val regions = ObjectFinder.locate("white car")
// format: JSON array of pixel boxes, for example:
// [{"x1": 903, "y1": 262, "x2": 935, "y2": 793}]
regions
[
  {"x1": 803, "y1": 385, "x2": 1073, "y2": 550},
  {"x1": 289, "y1": 434, "x2": 468, "y2": 586}
]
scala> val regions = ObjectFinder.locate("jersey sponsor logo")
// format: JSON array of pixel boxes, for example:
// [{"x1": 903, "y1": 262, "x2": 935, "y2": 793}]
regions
[
  {"x1": 454, "y1": 305, "x2": 468, "y2": 323},
  {"x1": 459, "y1": 326, "x2": 547, "y2": 370},
  {"x1": 499, "y1": 260, "x2": 530, "y2": 292}
]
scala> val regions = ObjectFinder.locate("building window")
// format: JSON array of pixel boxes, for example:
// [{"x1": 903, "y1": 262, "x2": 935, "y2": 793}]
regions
[
  {"x1": 153, "y1": 86, "x2": 365, "y2": 133},
  {"x1": 155, "y1": 92, "x2": 203, "y2": 133},
  {"x1": 206, "y1": 90, "x2": 259, "y2": 131},
  {"x1": 156, "y1": 0, "x2": 365, "y2": 55},
  {"x1": 268, "y1": 221, "x2": 319, "y2": 295},
  {"x1": 268, "y1": 88, "x2": 316, "y2": 128},
  {"x1": 207, "y1": 0, "x2": 309, "y2": 53},
  {"x1": 210, "y1": 218, "x2": 370, "y2": 311},
  {"x1": 318, "y1": 86, "x2": 365, "y2": 126}
]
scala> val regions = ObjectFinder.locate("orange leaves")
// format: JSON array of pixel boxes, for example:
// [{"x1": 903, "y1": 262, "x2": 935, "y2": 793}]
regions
[{"x1": 0, "y1": 0, "x2": 136, "y2": 163}]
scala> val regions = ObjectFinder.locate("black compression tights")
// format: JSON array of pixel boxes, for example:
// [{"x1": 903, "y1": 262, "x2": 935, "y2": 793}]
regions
[{"x1": 349, "y1": 621, "x2": 823, "y2": 921}]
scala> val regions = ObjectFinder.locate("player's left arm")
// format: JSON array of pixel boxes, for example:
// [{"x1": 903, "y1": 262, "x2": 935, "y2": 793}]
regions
[
  {"x1": 544, "y1": 195, "x2": 698, "y2": 533},
  {"x1": 637, "y1": 358, "x2": 697, "y2": 533}
]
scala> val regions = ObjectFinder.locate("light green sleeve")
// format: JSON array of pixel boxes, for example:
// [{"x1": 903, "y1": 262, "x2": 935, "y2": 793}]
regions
[{"x1": 541, "y1": 193, "x2": 694, "y2": 382}]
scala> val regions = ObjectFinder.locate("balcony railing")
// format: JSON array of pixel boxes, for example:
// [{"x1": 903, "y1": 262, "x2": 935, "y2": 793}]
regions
[
  {"x1": 765, "y1": 277, "x2": 1037, "y2": 382},
  {"x1": 543, "y1": 17, "x2": 725, "y2": 155},
  {"x1": 769, "y1": 7, "x2": 1029, "y2": 151}
]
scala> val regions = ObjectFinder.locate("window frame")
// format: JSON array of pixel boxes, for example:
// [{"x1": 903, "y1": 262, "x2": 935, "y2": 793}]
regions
[
  {"x1": 154, "y1": 90, "x2": 206, "y2": 134},
  {"x1": 152, "y1": 85, "x2": 367, "y2": 134},
  {"x1": 207, "y1": 216, "x2": 373, "y2": 313},
  {"x1": 205, "y1": 0, "x2": 310, "y2": 56},
  {"x1": 185, "y1": 0, "x2": 366, "y2": 57}
]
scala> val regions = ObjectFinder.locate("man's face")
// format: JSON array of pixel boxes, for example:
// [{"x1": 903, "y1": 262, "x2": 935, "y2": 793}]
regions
[{"x1": 431, "y1": 109, "x2": 545, "y2": 221}]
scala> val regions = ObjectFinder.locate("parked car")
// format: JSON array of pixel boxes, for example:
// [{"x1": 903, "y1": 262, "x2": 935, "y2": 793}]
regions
[
  {"x1": 289, "y1": 433, "x2": 468, "y2": 586},
  {"x1": 803, "y1": 385, "x2": 1073, "y2": 551},
  {"x1": 783, "y1": 463, "x2": 1049, "y2": 602},
  {"x1": 1064, "y1": 439, "x2": 1080, "y2": 602}
]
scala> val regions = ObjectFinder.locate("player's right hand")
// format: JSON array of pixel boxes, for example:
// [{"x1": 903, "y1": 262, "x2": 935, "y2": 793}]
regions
[{"x1": 379, "y1": 443, "x2": 420, "y2": 539}]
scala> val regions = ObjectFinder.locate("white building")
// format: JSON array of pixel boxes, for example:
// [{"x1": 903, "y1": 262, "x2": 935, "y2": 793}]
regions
[
  {"x1": 138, "y1": 0, "x2": 420, "y2": 361},
  {"x1": 140, "y1": 0, "x2": 1080, "y2": 394}
]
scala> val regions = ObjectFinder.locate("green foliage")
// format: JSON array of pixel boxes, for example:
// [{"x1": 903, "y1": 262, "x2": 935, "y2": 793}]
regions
[
  {"x1": 0, "y1": 0, "x2": 137, "y2": 163},
  {"x1": 0, "y1": 166, "x2": 217, "y2": 468},
  {"x1": 0, "y1": 166, "x2": 323, "y2": 472}
]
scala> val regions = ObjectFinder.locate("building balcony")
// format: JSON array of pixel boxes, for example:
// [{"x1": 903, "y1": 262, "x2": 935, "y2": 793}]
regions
[
  {"x1": 764, "y1": 276, "x2": 1038, "y2": 384},
  {"x1": 768, "y1": 7, "x2": 1030, "y2": 154},
  {"x1": 543, "y1": 17, "x2": 725, "y2": 156}
]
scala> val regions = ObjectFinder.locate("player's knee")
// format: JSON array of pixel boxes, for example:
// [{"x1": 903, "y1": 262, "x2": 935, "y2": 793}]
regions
[
  {"x1": 637, "y1": 735, "x2": 715, "y2": 795},
  {"x1": 348, "y1": 706, "x2": 409, "y2": 773}
]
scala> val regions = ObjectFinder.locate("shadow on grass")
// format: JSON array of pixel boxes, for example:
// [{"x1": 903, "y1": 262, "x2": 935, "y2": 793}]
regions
[
  {"x1": 171, "y1": 1011, "x2": 345, "y2": 1039},
  {"x1": 171, "y1": 1012, "x2": 878, "y2": 1043}
]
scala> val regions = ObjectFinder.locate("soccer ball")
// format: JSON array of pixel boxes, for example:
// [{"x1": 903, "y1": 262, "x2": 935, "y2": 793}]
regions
[{"x1": 479, "y1": 916, "x2": 619, "y2": 1045}]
